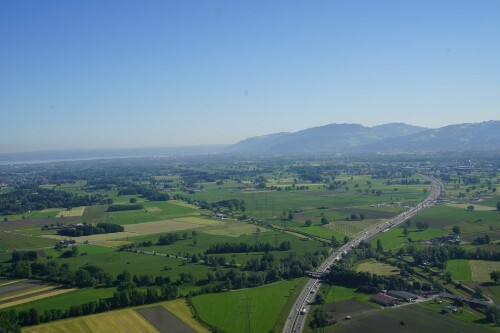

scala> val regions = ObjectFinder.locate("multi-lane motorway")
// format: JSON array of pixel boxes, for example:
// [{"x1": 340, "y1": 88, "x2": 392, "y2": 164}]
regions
[{"x1": 283, "y1": 175, "x2": 444, "y2": 333}]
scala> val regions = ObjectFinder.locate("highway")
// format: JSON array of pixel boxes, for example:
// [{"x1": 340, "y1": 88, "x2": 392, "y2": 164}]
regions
[{"x1": 282, "y1": 175, "x2": 444, "y2": 333}]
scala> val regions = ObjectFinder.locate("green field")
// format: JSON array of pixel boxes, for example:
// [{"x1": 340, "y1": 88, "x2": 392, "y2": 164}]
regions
[
  {"x1": 446, "y1": 259, "x2": 472, "y2": 281},
  {"x1": 11, "y1": 287, "x2": 116, "y2": 313},
  {"x1": 332, "y1": 304, "x2": 493, "y2": 333},
  {"x1": 42, "y1": 249, "x2": 214, "y2": 282},
  {"x1": 0, "y1": 232, "x2": 56, "y2": 251},
  {"x1": 355, "y1": 260, "x2": 400, "y2": 276},
  {"x1": 324, "y1": 285, "x2": 371, "y2": 303},
  {"x1": 188, "y1": 175, "x2": 429, "y2": 218},
  {"x1": 470, "y1": 260, "x2": 500, "y2": 282},
  {"x1": 371, "y1": 227, "x2": 446, "y2": 249},
  {"x1": 191, "y1": 279, "x2": 302, "y2": 333}
]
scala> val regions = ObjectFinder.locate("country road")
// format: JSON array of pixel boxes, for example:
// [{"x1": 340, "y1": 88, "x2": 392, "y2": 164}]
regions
[{"x1": 282, "y1": 174, "x2": 444, "y2": 333}]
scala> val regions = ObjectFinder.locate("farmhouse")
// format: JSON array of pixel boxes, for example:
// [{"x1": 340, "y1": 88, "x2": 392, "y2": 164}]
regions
[
  {"x1": 386, "y1": 290, "x2": 418, "y2": 302},
  {"x1": 370, "y1": 293, "x2": 400, "y2": 306},
  {"x1": 59, "y1": 239, "x2": 76, "y2": 246},
  {"x1": 433, "y1": 234, "x2": 460, "y2": 244}
]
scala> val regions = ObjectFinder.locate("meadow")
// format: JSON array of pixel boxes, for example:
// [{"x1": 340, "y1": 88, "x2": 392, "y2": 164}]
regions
[
  {"x1": 191, "y1": 278, "x2": 302, "y2": 333},
  {"x1": 330, "y1": 304, "x2": 493, "y2": 333},
  {"x1": 355, "y1": 260, "x2": 400, "y2": 276},
  {"x1": 446, "y1": 259, "x2": 472, "y2": 281}
]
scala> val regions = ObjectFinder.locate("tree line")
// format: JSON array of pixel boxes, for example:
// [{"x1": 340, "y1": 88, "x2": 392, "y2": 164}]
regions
[
  {"x1": 205, "y1": 241, "x2": 291, "y2": 254},
  {"x1": 107, "y1": 204, "x2": 143, "y2": 212},
  {"x1": 57, "y1": 223, "x2": 124, "y2": 237}
]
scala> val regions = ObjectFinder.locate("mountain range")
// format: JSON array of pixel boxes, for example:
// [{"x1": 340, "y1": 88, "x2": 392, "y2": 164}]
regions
[
  {"x1": 1, "y1": 121, "x2": 499, "y2": 164},
  {"x1": 228, "y1": 121, "x2": 500, "y2": 154}
]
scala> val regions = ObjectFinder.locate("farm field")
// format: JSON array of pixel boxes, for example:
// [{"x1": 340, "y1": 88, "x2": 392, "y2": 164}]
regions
[
  {"x1": 470, "y1": 260, "x2": 500, "y2": 282},
  {"x1": 329, "y1": 304, "x2": 492, "y2": 333},
  {"x1": 131, "y1": 223, "x2": 325, "y2": 261},
  {"x1": 137, "y1": 306, "x2": 196, "y2": 333},
  {"x1": 11, "y1": 287, "x2": 116, "y2": 313},
  {"x1": 290, "y1": 224, "x2": 343, "y2": 241},
  {"x1": 22, "y1": 308, "x2": 159, "y2": 333},
  {"x1": 201, "y1": 221, "x2": 267, "y2": 237},
  {"x1": 324, "y1": 285, "x2": 371, "y2": 303},
  {"x1": 32, "y1": 249, "x2": 215, "y2": 282},
  {"x1": 22, "y1": 299, "x2": 210, "y2": 333},
  {"x1": 57, "y1": 207, "x2": 86, "y2": 218},
  {"x1": 162, "y1": 299, "x2": 210, "y2": 333},
  {"x1": 0, "y1": 232, "x2": 55, "y2": 250},
  {"x1": 191, "y1": 279, "x2": 302, "y2": 333},
  {"x1": 446, "y1": 259, "x2": 472, "y2": 281},
  {"x1": 371, "y1": 227, "x2": 446, "y2": 249},
  {"x1": 446, "y1": 203, "x2": 496, "y2": 211},
  {"x1": 0, "y1": 280, "x2": 51, "y2": 298},
  {"x1": 0, "y1": 216, "x2": 81, "y2": 232},
  {"x1": 412, "y1": 205, "x2": 500, "y2": 240},
  {"x1": 355, "y1": 260, "x2": 400, "y2": 276},
  {"x1": 324, "y1": 219, "x2": 384, "y2": 238},
  {"x1": 0, "y1": 287, "x2": 75, "y2": 309},
  {"x1": 124, "y1": 219, "x2": 210, "y2": 234},
  {"x1": 188, "y1": 177, "x2": 429, "y2": 219}
]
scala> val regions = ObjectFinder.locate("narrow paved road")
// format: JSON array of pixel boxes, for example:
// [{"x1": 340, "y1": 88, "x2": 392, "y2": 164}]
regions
[{"x1": 282, "y1": 175, "x2": 443, "y2": 333}]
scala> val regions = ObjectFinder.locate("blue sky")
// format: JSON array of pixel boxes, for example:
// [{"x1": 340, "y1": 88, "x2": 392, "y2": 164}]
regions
[{"x1": 1, "y1": 0, "x2": 499, "y2": 153}]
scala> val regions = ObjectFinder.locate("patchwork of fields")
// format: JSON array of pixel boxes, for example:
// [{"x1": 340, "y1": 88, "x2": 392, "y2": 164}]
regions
[{"x1": 21, "y1": 300, "x2": 209, "y2": 333}]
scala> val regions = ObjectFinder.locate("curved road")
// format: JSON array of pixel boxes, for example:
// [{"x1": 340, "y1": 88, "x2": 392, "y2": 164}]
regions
[{"x1": 283, "y1": 175, "x2": 444, "y2": 333}]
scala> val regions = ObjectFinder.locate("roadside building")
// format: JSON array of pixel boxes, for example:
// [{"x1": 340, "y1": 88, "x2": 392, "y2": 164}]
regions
[
  {"x1": 386, "y1": 290, "x2": 418, "y2": 302},
  {"x1": 370, "y1": 293, "x2": 400, "y2": 306}
]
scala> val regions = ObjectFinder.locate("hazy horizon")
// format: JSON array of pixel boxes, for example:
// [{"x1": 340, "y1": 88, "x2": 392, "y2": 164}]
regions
[{"x1": 1, "y1": 1, "x2": 499, "y2": 153}]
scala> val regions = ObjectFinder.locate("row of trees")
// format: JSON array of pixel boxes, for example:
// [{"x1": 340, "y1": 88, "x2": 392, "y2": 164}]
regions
[
  {"x1": 107, "y1": 204, "x2": 143, "y2": 212},
  {"x1": 57, "y1": 223, "x2": 124, "y2": 237},
  {"x1": 205, "y1": 241, "x2": 291, "y2": 254}
]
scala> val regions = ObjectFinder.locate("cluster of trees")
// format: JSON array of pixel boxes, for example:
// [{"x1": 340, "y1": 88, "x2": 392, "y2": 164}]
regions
[
  {"x1": 472, "y1": 235, "x2": 491, "y2": 245},
  {"x1": 325, "y1": 265, "x2": 413, "y2": 293},
  {"x1": 309, "y1": 308, "x2": 335, "y2": 329},
  {"x1": 345, "y1": 213, "x2": 365, "y2": 221},
  {"x1": 11, "y1": 250, "x2": 38, "y2": 262},
  {"x1": 0, "y1": 188, "x2": 106, "y2": 215},
  {"x1": 3, "y1": 260, "x2": 114, "y2": 288},
  {"x1": 117, "y1": 183, "x2": 169, "y2": 201},
  {"x1": 269, "y1": 185, "x2": 309, "y2": 191},
  {"x1": 406, "y1": 243, "x2": 500, "y2": 267},
  {"x1": 325, "y1": 243, "x2": 425, "y2": 293},
  {"x1": 107, "y1": 204, "x2": 143, "y2": 212},
  {"x1": 193, "y1": 251, "x2": 327, "y2": 294},
  {"x1": 205, "y1": 241, "x2": 291, "y2": 254},
  {"x1": 293, "y1": 166, "x2": 325, "y2": 183},
  {"x1": 158, "y1": 233, "x2": 182, "y2": 245},
  {"x1": 57, "y1": 223, "x2": 124, "y2": 237},
  {"x1": 210, "y1": 199, "x2": 246, "y2": 212},
  {"x1": 398, "y1": 178, "x2": 421, "y2": 185},
  {"x1": 415, "y1": 221, "x2": 430, "y2": 230}
]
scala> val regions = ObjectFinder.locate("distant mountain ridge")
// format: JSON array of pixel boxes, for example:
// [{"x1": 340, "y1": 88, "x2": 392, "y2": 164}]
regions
[
  {"x1": 355, "y1": 120, "x2": 500, "y2": 153},
  {"x1": 229, "y1": 122, "x2": 428, "y2": 153},
  {"x1": 229, "y1": 121, "x2": 500, "y2": 153},
  {"x1": 2, "y1": 121, "x2": 499, "y2": 164}
]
